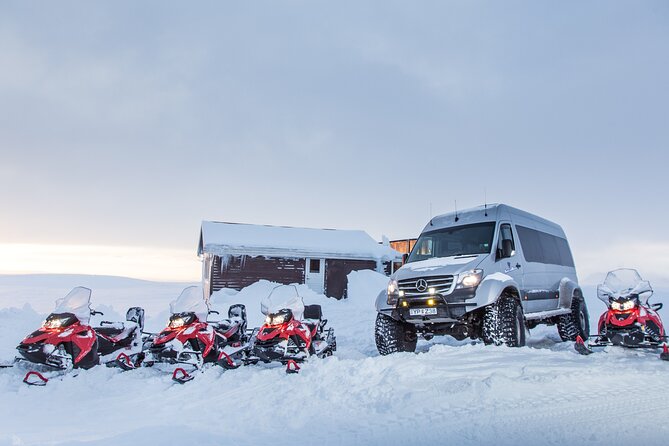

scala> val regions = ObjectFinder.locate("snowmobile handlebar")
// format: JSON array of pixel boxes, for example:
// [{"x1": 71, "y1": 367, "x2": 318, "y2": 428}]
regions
[{"x1": 91, "y1": 310, "x2": 104, "y2": 316}]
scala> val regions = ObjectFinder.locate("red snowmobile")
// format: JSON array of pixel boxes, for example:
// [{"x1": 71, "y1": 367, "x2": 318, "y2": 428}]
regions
[
  {"x1": 142, "y1": 286, "x2": 248, "y2": 383},
  {"x1": 11, "y1": 287, "x2": 145, "y2": 385},
  {"x1": 575, "y1": 269, "x2": 668, "y2": 360},
  {"x1": 248, "y1": 285, "x2": 336, "y2": 373}
]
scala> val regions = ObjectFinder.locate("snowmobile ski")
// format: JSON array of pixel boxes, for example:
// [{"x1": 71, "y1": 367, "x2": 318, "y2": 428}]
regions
[
  {"x1": 172, "y1": 367, "x2": 194, "y2": 384},
  {"x1": 217, "y1": 351, "x2": 241, "y2": 370},
  {"x1": 285, "y1": 359, "x2": 300, "y2": 374},
  {"x1": 574, "y1": 336, "x2": 593, "y2": 355},
  {"x1": 23, "y1": 371, "x2": 49, "y2": 386},
  {"x1": 0, "y1": 359, "x2": 16, "y2": 368},
  {"x1": 661, "y1": 344, "x2": 669, "y2": 362},
  {"x1": 113, "y1": 352, "x2": 138, "y2": 371}
]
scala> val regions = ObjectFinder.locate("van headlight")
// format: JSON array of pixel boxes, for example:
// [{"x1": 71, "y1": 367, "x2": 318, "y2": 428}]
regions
[
  {"x1": 456, "y1": 270, "x2": 483, "y2": 289},
  {"x1": 387, "y1": 279, "x2": 400, "y2": 305}
]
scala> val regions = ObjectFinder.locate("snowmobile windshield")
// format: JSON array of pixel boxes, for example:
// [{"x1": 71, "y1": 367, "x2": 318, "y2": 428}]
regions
[
  {"x1": 170, "y1": 286, "x2": 209, "y2": 322},
  {"x1": 407, "y1": 223, "x2": 495, "y2": 263},
  {"x1": 261, "y1": 285, "x2": 305, "y2": 321},
  {"x1": 53, "y1": 287, "x2": 93, "y2": 325},
  {"x1": 597, "y1": 268, "x2": 653, "y2": 302}
]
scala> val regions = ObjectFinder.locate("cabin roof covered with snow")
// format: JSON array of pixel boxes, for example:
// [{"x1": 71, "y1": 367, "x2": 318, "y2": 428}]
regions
[{"x1": 198, "y1": 221, "x2": 401, "y2": 261}]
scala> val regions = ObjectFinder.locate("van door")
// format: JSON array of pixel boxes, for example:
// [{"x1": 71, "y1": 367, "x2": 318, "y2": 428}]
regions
[
  {"x1": 513, "y1": 224, "x2": 550, "y2": 314},
  {"x1": 494, "y1": 222, "x2": 525, "y2": 308}
]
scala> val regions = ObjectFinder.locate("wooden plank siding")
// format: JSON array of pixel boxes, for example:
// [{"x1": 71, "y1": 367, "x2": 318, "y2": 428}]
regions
[
  {"x1": 325, "y1": 259, "x2": 377, "y2": 299},
  {"x1": 390, "y1": 239, "x2": 417, "y2": 255},
  {"x1": 210, "y1": 255, "x2": 305, "y2": 293}
]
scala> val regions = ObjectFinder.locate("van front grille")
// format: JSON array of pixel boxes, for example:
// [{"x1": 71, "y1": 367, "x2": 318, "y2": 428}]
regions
[{"x1": 398, "y1": 275, "x2": 455, "y2": 298}]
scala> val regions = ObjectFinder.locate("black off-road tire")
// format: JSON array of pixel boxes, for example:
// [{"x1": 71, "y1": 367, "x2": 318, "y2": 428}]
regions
[
  {"x1": 557, "y1": 294, "x2": 590, "y2": 341},
  {"x1": 375, "y1": 313, "x2": 417, "y2": 355},
  {"x1": 482, "y1": 295, "x2": 526, "y2": 347}
]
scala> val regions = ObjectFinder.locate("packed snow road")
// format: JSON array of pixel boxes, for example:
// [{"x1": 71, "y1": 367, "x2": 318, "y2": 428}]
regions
[{"x1": 0, "y1": 273, "x2": 667, "y2": 446}]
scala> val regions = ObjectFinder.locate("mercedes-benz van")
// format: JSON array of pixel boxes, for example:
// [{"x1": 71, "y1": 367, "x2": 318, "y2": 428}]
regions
[{"x1": 375, "y1": 204, "x2": 589, "y2": 354}]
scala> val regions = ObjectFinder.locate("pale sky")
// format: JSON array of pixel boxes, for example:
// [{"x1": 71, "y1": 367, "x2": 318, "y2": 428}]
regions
[{"x1": 1, "y1": 1, "x2": 668, "y2": 284}]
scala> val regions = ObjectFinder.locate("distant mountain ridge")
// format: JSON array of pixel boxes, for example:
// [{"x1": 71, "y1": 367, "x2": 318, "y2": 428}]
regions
[{"x1": 0, "y1": 274, "x2": 196, "y2": 288}]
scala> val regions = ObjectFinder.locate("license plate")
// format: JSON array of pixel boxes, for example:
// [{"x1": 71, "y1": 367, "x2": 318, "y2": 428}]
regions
[{"x1": 409, "y1": 308, "x2": 438, "y2": 316}]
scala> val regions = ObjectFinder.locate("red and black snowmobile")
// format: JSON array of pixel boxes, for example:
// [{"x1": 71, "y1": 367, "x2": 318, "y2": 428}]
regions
[
  {"x1": 248, "y1": 285, "x2": 336, "y2": 373},
  {"x1": 11, "y1": 287, "x2": 145, "y2": 385},
  {"x1": 142, "y1": 286, "x2": 248, "y2": 383},
  {"x1": 575, "y1": 269, "x2": 669, "y2": 360}
]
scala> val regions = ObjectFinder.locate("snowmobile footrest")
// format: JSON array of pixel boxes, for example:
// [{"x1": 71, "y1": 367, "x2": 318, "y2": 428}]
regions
[
  {"x1": 172, "y1": 368, "x2": 194, "y2": 384},
  {"x1": 660, "y1": 344, "x2": 669, "y2": 362},
  {"x1": 285, "y1": 359, "x2": 300, "y2": 374},
  {"x1": 575, "y1": 336, "x2": 593, "y2": 356},
  {"x1": 23, "y1": 371, "x2": 49, "y2": 386}
]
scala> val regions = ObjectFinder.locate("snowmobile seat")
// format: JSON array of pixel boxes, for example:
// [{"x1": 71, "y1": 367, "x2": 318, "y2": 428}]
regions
[
  {"x1": 126, "y1": 307, "x2": 145, "y2": 331},
  {"x1": 228, "y1": 304, "x2": 247, "y2": 322},
  {"x1": 304, "y1": 305, "x2": 322, "y2": 321},
  {"x1": 303, "y1": 305, "x2": 324, "y2": 336},
  {"x1": 95, "y1": 322, "x2": 126, "y2": 338},
  {"x1": 227, "y1": 304, "x2": 247, "y2": 334}
]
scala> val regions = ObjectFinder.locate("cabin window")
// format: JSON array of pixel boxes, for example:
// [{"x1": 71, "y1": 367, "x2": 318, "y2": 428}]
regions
[{"x1": 309, "y1": 259, "x2": 321, "y2": 273}]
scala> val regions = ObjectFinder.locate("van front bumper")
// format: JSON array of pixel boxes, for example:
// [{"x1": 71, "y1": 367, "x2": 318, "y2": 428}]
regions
[{"x1": 394, "y1": 288, "x2": 478, "y2": 324}]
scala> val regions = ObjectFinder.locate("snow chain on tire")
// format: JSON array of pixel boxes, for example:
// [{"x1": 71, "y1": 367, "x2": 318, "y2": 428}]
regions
[
  {"x1": 557, "y1": 293, "x2": 590, "y2": 341},
  {"x1": 482, "y1": 295, "x2": 526, "y2": 347},
  {"x1": 375, "y1": 313, "x2": 417, "y2": 355}
]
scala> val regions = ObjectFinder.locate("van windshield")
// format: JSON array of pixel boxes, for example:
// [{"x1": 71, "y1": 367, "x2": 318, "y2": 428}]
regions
[{"x1": 407, "y1": 222, "x2": 495, "y2": 263}]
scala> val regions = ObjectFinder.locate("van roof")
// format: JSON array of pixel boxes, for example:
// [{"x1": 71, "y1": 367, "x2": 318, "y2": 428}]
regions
[{"x1": 424, "y1": 203, "x2": 565, "y2": 236}]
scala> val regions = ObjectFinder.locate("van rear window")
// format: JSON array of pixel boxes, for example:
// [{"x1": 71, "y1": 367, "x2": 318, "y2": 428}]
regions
[{"x1": 516, "y1": 225, "x2": 575, "y2": 267}]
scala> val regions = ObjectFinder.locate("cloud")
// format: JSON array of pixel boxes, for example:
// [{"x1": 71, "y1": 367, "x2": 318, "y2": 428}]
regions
[{"x1": 576, "y1": 241, "x2": 669, "y2": 287}]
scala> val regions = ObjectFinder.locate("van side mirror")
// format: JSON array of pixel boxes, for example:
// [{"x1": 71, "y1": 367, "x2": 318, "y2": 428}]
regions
[
  {"x1": 500, "y1": 239, "x2": 514, "y2": 259},
  {"x1": 402, "y1": 253, "x2": 409, "y2": 265}
]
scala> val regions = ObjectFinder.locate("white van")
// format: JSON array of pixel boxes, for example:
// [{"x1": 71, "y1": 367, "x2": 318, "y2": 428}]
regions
[{"x1": 375, "y1": 204, "x2": 589, "y2": 354}]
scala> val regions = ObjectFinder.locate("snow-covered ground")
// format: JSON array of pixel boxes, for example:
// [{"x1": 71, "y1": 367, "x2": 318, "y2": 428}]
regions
[{"x1": 0, "y1": 273, "x2": 668, "y2": 446}]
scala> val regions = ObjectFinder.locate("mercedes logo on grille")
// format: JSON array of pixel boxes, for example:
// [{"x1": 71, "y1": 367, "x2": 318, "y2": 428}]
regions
[{"x1": 415, "y1": 279, "x2": 428, "y2": 292}]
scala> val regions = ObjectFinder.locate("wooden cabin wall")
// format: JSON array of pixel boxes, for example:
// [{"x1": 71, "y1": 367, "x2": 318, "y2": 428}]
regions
[
  {"x1": 210, "y1": 255, "x2": 305, "y2": 293},
  {"x1": 324, "y1": 259, "x2": 377, "y2": 299}
]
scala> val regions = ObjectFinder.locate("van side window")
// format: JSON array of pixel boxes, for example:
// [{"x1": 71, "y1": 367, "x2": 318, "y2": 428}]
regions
[
  {"x1": 416, "y1": 238, "x2": 433, "y2": 256},
  {"x1": 497, "y1": 224, "x2": 515, "y2": 259},
  {"x1": 516, "y1": 225, "x2": 575, "y2": 267}
]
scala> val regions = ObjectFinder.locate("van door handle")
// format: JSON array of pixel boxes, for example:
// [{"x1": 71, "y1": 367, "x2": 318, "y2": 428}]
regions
[{"x1": 515, "y1": 263, "x2": 522, "y2": 269}]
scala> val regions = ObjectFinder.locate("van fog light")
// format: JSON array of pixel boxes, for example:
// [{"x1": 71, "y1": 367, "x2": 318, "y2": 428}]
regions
[
  {"x1": 401, "y1": 301, "x2": 408, "y2": 308},
  {"x1": 427, "y1": 299, "x2": 435, "y2": 306}
]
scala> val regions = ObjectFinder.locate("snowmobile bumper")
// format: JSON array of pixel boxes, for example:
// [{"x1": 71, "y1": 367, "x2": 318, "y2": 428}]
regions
[
  {"x1": 16, "y1": 344, "x2": 72, "y2": 370},
  {"x1": 145, "y1": 349, "x2": 202, "y2": 368},
  {"x1": 250, "y1": 339, "x2": 308, "y2": 364}
]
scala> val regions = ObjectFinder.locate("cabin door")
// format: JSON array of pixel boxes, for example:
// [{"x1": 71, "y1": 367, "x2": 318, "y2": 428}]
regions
[{"x1": 305, "y1": 258, "x2": 325, "y2": 294}]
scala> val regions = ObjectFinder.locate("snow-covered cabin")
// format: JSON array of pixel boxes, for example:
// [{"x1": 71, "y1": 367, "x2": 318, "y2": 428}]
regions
[{"x1": 198, "y1": 221, "x2": 401, "y2": 299}]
